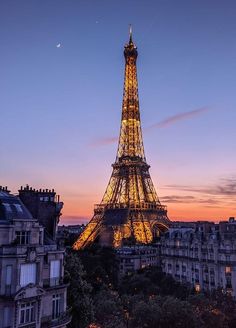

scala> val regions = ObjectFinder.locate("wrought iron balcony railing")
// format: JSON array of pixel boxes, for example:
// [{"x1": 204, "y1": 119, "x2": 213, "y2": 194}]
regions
[
  {"x1": 41, "y1": 309, "x2": 71, "y2": 327},
  {"x1": 5, "y1": 284, "x2": 12, "y2": 296},
  {"x1": 43, "y1": 277, "x2": 65, "y2": 288}
]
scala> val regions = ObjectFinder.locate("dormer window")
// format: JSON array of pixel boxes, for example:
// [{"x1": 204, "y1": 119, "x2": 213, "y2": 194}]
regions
[
  {"x1": 16, "y1": 231, "x2": 30, "y2": 245},
  {"x1": 14, "y1": 204, "x2": 23, "y2": 213},
  {"x1": 2, "y1": 203, "x2": 12, "y2": 213}
]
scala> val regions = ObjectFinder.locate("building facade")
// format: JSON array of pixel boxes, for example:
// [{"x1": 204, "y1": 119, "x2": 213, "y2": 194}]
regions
[
  {"x1": 0, "y1": 186, "x2": 71, "y2": 328},
  {"x1": 161, "y1": 219, "x2": 236, "y2": 296},
  {"x1": 117, "y1": 246, "x2": 159, "y2": 276}
]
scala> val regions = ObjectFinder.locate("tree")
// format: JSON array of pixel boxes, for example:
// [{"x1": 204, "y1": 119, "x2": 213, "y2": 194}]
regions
[
  {"x1": 130, "y1": 299, "x2": 162, "y2": 328},
  {"x1": 65, "y1": 251, "x2": 94, "y2": 328},
  {"x1": 159, "y1": 296, "x2": 197, "y2": 328},
  {"x1": 119, "y1": 272, "x2": 156, "y2": 296},
  {"x1": 78, "y1": 245, "x2": 119, "y2": 291},
  {"x1": 189, "y1": 291, "x2": 236, "y2": 328},
  {"x1": 93, "y1": 289, "x2": 126, "y2": 328}
]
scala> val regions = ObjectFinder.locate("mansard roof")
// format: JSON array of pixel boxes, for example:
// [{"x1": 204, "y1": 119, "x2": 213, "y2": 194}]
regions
[{"x1": 0, "y1": 187, "x2": 34, "y2": 223}]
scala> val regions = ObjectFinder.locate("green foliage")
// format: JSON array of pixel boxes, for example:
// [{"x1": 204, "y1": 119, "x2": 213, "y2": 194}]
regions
[
  {"x1": 65, "y1": 250, "x2": 236, "y2": 328},
  {"x1": 78, "y1": 245, "x2": 119, "y2": 291},
  {"x1": 119, "y1": 266, "x2": 192, "y2": 299},
  {"x1": 130, "y1": 298, "x2": 162, "y2": 328},
  {"x1": 189, "y1": 290, "x2": 236, "y2": 328},
  {"x1": 93, "y1": 289, "x2": 126, "y2": 328},
  {"x1": 159, "y1": 296, "x2": 197, "y2": 328},
  {"x1": 130, "y1": 296, "x2": 197, "y2": 328},
  {"x1": 65, "y1": 251, "x2": 94, "y2": 328}
]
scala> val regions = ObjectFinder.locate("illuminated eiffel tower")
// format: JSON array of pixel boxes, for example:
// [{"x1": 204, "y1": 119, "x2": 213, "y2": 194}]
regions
[{"x1": 74, "y1": 28, "x2": 170, "y2": 249}]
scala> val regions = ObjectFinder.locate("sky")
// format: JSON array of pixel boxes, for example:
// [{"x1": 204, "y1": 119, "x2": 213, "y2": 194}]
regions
[{"x1": 1, "y1": 0, "x2": 236, "y2": 224}]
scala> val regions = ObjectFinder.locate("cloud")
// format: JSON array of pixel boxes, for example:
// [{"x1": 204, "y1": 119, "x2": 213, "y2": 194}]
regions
[
  {"x1": 217, "y1": 177, "x2": 236, "y2": 196},
  {"x1": 164, "y1": 176, "x2": 236, "y2": 197},
  {"x1": 90, "y1": 136, "x2": 118, "y2": 147},
  {"x1": 160, "y1": 175, "x2": 236, "y2": 211},
  {"x1": 160, "y1": 195, "x2": 195, "y2": 203},
  {"x1": 161, "y1": 176, "x2": 236, "y2": 209},
  {"x1": 160, "y1": 195, "x2": 220, "y2": 205},
  {"x1": 90, "y1": 106, "x2": 209, "y2": 147},
  {"x1": 146, "y1": 107, "x2": 209, "y2": 131}
]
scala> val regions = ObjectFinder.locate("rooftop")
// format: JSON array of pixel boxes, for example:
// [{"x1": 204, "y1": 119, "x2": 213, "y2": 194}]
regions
[{"x1": 0, "y1": 187, "x2": 34, "y2": 223}]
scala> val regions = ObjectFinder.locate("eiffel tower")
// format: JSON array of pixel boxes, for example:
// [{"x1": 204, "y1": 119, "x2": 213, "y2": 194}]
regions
[{"x1": 74, "y1": 28, "x2": 170, "y2": 249}]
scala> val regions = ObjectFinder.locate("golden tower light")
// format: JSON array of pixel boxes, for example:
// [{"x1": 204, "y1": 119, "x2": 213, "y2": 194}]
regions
[{"x1": 73, "y1": 29, "x2": 170, "y2": 250}]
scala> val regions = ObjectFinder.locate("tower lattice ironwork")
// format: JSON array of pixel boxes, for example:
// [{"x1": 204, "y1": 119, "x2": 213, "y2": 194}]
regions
[{"x1": 74, "y1": 29, "x2": 170, "y2": 249}]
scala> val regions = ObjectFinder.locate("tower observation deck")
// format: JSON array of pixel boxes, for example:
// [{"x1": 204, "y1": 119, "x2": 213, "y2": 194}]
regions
[{"x1": 74, "y1": 29, "x2": 170, "y2": 249}]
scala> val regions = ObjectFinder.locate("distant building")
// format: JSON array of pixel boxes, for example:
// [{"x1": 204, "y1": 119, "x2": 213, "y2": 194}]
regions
[
  {"x1": 57, "y1": 225, "x2": 85, "y2": 247},
  {"x1": 161, "y1": 218, "x2": 236, "y2": 297},
  {"x1": 117, "y1": 246, "x2": 159, "y2": 276},
  {"x1": 58, "y1": 224, "x2": 85, "y2": 235},
  {"x1": 0, "y1": 185, "x2": 71, "y2": 328}
]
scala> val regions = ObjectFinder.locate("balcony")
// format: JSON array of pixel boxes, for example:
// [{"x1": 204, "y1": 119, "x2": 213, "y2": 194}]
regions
[
  {"x1": 0, "y1": 285, "x2": 15, "y2": 299},
  {"x1": 94, "y1": 202, "x2": 167, "y2": 213},
  {"x1": 43, "y1": 278, "x2": 68, "y2": 289},
  {"x1": 41, "y1": 309, "x2": 71, "y2": 327},
  {"x1": 18, "y1": 323, "x2": 36, "y2": 328},
  {"x1": 0, "y1": 245, "x2": 44, "y2": 256},
  {"x1": 5, "y1": 284, "x2": 12, "y2": 296}
]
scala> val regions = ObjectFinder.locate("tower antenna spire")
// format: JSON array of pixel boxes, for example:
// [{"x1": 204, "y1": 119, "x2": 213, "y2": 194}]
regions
[{"x1": 129, "y1": 24, "x2": 133, "y2": 43}]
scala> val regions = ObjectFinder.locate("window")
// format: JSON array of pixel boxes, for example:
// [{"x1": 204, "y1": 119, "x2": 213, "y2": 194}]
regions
[
  {"x1": 16, "y1": 231, "x2": 30, "y2": 245},
  {"x1": 5, "y1": 265, "x2": 12, "y2": 295},
  {"x1": 14, "y1": 204, "x2": 23, "y2": 213},
  {"x1": 195, "y1": 284, "x2": 201, "y2": 292},
  {"x1": 19, "y1": 302, "x2": 35, "y2": 324},
  {"x1": 210, "y1": 276, "x2": 215, "y2": 285},
  {"x1": 20, "y1": 263, "x2": 36, "y2": 287},
  {"x1": 226, "y1": 276, "x2": 232, "y2": 288},
  {"x1": 39, "y1": 231, "x2": 44, "y2": 245},
  {"x1": 195, "y1": 273, "x2": 199, "y2": 283},
  {"x1": 50, "y1": 260, "x2": 60, "y2": 286},
  {"x1": 52, "y1": 294, "x2": 61, "y2": 319},
  {"x1": 2, "y1": 203, "x2": 12, "y2": 213},
  {"x1": 3, "y1": 307, "x2": 11, "y2": 328}
]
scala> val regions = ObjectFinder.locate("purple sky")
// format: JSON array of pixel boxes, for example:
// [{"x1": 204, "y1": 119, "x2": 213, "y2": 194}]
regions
[{"x1": 1, "y1": 0, "x2": 236, "y2": 223}]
